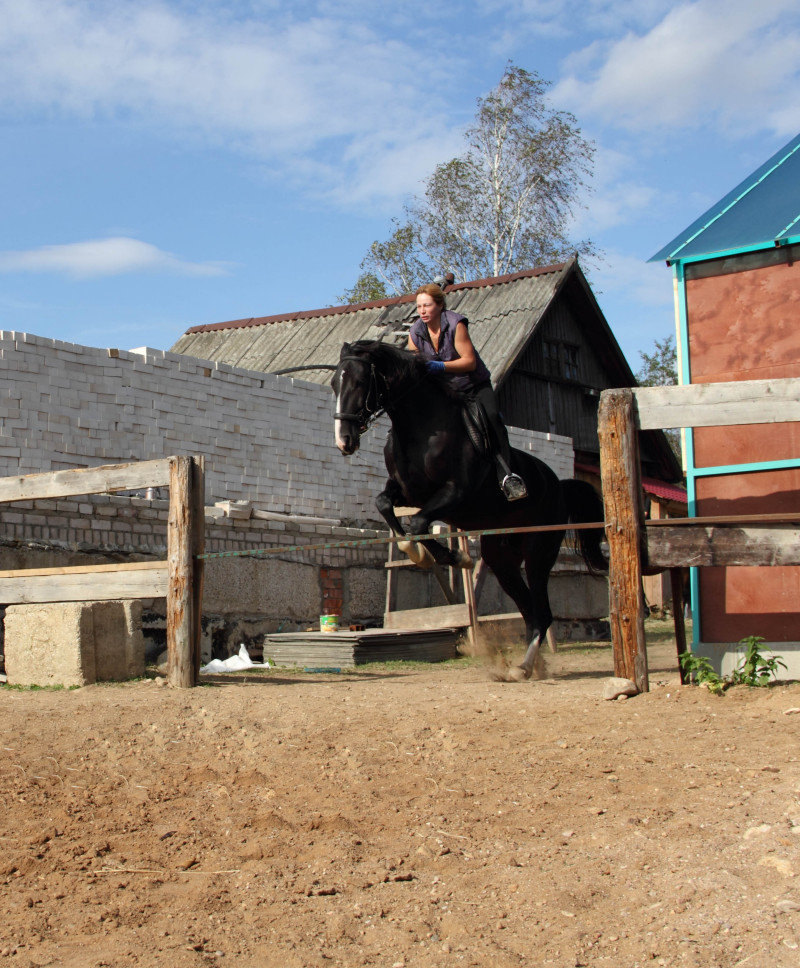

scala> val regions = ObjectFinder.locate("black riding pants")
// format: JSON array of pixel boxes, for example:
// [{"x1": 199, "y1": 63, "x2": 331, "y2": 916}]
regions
[{"x1": 472, "y1": 384, "x2": 513, "y2": 473}]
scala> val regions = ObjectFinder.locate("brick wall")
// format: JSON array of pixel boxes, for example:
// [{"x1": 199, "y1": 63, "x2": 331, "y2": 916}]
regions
[{"x1": 0, "y1": 332, "x2": 573, "y2": 523}]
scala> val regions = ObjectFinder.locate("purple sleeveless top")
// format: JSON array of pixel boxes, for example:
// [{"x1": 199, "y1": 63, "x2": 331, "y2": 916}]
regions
[{"x1": 409, "y1": 310, "x2": 491, "y2": 393}]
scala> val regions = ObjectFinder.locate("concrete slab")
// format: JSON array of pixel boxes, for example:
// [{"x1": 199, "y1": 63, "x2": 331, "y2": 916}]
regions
[
  {"x1": 4, "y1": 600, "x2": 145, "y2": 687},
  {"x1": 5, "y1": 603, "x2": 96, "y2": 687}
]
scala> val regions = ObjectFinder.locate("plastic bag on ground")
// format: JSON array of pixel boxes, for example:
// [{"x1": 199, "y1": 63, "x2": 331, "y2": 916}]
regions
[{"x1": 200, "y1": 644, "x2": 271, "y2": 674}]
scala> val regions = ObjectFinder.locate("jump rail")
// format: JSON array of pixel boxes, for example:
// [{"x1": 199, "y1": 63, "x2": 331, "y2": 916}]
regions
[
  {"x1": 598, "y1": 377, "x2": 800, "y2": 693},
  {"x1": 0, "y1": 456, "x2": 205, "y2": 688}
]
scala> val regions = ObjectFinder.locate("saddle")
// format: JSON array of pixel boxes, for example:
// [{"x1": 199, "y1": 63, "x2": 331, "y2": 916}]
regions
[{"x1": 462, "y1": 397, "x2": 493, "y2": 459}]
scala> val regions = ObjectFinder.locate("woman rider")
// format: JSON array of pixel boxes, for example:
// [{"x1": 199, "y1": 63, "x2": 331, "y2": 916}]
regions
[{"x1": 407, "y1": 283, "x2": 528, "y2": 502}]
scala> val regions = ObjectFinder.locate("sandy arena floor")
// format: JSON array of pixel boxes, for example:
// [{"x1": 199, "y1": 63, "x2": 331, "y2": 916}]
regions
[{"x1": 1, "y1": 627, "x2": 799, "y2": 967}]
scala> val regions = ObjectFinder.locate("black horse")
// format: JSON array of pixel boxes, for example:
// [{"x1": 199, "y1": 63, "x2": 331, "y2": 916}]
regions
[{"x1": 332, "y1": 339, "x2": 607, "y2": 680}]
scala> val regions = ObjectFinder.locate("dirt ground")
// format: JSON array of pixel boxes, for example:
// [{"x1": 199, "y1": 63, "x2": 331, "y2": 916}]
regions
[{"x1": 2, "y1": 623, "x2": 800, "y2": 968}]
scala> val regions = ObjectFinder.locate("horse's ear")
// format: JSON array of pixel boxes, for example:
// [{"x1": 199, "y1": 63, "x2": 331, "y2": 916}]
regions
[{"x1": 339, "y1": 342, "x2": 351, "y2": 358}]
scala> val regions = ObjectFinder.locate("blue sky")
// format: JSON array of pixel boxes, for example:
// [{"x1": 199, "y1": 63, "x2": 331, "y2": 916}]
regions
[{"x1": 2, "y1": 0, "x2": 799, "y2": 370}]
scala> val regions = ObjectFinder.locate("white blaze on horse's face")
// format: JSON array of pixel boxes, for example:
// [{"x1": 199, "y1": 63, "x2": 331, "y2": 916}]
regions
[{"x1": 333, "y1": 364, "x2": 360, "y2": 455}]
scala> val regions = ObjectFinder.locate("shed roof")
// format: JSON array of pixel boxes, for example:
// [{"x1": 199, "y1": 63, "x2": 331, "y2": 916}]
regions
[
  {"x1": 172, "y1": 258, "x2": 614, "y2": 387},
  {"x1": 650, "y1": 132, "x2": 800, "y2": 264}
]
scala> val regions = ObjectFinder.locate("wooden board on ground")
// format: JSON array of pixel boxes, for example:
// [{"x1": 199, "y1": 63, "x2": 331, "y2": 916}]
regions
[
  {"x1": 382, "y1": 603, "x2": 471, "y2": 631},
  {"x1": 260, "y1": 628, "x2": 460, "y2": 669}
]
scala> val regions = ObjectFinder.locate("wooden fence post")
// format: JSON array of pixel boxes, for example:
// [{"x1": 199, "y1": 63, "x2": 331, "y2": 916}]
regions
[
  {"x1": 191, "y1": 457, "x2": 205, "y2": 680},
  {"x1": 598, "y1": 389, "x2": 649, "y2": 693},
  {"x1": 167, "y1": 456, "x2": 204, "y2": 687}
]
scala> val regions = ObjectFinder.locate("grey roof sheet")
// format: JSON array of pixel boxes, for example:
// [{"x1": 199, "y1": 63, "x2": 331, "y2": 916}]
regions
[{"x1": 171, "y1": 262, "x2": 573, "y2": 386}]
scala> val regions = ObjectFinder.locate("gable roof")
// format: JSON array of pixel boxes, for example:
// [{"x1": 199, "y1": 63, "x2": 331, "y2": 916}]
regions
[
  {"x1": 650, "y1": 132, "x2": 800, "y2": 264},
  {"x1": 171, "y1": 257, "x2": 633, "y2": 388}
]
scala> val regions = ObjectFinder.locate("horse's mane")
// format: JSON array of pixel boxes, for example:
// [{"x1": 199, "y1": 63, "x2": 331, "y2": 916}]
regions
[{"x1": 345, "y1": 339, "x2": 462, "y2": 401}]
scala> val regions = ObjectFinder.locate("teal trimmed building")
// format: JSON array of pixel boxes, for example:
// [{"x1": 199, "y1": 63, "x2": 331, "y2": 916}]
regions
[{"x1": 651, "y1": 133, "x2": 800, "y2": 677}]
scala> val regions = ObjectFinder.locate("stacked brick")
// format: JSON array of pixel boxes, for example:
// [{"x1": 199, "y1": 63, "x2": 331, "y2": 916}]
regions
[
  {"x1": 0, "y1": 494, "x2": 387, "y2": 570},
  {"x1": 0, "y1": 331, "x2": 573, "y2": 524}
]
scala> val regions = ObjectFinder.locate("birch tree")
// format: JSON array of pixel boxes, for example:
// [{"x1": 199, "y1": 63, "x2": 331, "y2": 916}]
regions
[{"x1": 351, "y1": 64, "x2": 595, "y2": 294}]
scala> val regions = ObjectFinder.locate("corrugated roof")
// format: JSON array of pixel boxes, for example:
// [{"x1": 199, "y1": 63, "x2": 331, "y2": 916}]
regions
[
  {"x1": 171, "y1": 261, "x2": 576, "y2": 387},
  {"x1": 650, "y1": 132, "x2": 800, "y2": 263},
  {"x1": 642, "y1": 476, "x2": 687, "y2": 505}
]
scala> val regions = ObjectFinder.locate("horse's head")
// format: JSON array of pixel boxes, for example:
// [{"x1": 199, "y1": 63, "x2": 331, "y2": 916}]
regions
[{"x1": 331, "y1": 341, "x2": 380, "y2": 455}]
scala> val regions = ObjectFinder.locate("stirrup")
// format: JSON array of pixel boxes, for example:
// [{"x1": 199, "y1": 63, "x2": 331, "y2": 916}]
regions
[{"x1": 501, "y1": 473, "x2": 528, "y2": 502}]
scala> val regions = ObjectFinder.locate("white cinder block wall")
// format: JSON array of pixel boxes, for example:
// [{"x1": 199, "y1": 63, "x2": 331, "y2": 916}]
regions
[{"x1": 0, "y1": 332, "x2": 573, "y2": 520}]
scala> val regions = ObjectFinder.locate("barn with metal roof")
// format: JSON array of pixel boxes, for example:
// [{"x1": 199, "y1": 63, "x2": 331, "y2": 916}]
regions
[{"x1": 172, "y1": 256, "x2": 680, "y2": 483}]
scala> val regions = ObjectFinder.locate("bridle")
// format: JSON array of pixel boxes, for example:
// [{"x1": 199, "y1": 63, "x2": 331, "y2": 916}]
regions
[{"x1": 334, "y1": 355, "x2": 388, "y2": 434}]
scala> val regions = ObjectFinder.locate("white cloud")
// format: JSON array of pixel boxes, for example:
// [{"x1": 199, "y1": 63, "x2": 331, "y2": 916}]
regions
[
  {"x1": 0, "y1": 0, "x2": 461, "y2": 205},
  {"x1": 0, "y1": 238, "x2": 228, "y2": 278},
  {"x1": 594, "y1": 249, "x2": 674, "y2": 307},
  {"x1": 553, "y1": 0, "x2": 800, "y2": 134}
]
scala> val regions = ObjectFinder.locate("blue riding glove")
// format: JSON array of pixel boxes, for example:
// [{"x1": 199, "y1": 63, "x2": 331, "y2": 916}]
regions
[{"x1": 426, "y1": 360, "x2": 446, "y2": 373}]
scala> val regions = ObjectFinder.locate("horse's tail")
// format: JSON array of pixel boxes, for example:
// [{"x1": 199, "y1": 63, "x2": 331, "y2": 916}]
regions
[{"x1": 559, "y1": 478, "x2": 608, "y2": 574}]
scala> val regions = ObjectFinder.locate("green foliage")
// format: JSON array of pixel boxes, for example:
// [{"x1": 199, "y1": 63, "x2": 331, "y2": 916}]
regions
[
  {"x1": 636, "y1": 334, "x2": 678, "y2": 387},
  {"x1": 337, "y1": 271, "x2": 389, "y2": 306},
  {"x1": 679, "y1": 651, "x2": 726, "y2": 694},
  {"x1": 348, "y1": 63, "x2": 595, "y2": 296},
  {"x1": 680, "y1": 636, "x2": 787, "y2": 694},
  {"x1": 730, "y1": 636, "x2": 787, "y2": 687}
]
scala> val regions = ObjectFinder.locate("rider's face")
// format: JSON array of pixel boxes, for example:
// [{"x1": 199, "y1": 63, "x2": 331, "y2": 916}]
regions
[{"x1": 416, "y1": 294, "x2": 441, "y2": 326}]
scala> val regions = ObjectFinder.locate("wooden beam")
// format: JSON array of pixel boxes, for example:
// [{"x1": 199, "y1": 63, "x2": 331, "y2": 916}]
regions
[
  {"x1": 647, "y1": 525, "x2": 800, "y2": 568},
  {"x1": 190, "y1": 457, "x2": 205, "y2": 682},
  {"x1": 0, "y1": 459, "x2": 172, "y2": 504},
  {"x1": 167, "y1": 456, "x2": 197, "y2": 688},
  {"x1": 670, "y1": 569, "x2": 688, "y2": 685},
  {"x1": 0, "y1": 560, "x2": 165, "y2": 579},
  {"x1": 632, "y1": 377, "x2": 800, "y2": 430},
  {"x1": 598, "y1": 388, "x2": 649, "y2": 693},
  {"x1": 383, "y1": 603, "x2": 472, "y2": 631},
  {"x1": 646, "y1": 512, "x2": 800, "y2": 527},
  {"x1": 0, "y1": 562, "x2": 168, "y2": 604}
]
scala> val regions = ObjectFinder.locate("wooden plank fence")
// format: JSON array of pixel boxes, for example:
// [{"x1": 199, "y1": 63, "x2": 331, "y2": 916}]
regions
[
  {"x1": 0, "y1": 456, "x2": 204, "y2": 688},
  {"x1": 598, "y1": 377, "x2": 800, "y2": 693}
]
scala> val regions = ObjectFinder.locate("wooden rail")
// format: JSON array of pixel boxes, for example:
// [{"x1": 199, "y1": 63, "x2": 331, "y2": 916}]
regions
[
  {"x1": 0, "y1": 456, "x2": 204, "y2": 688},
  {"x1": 599, "y1": 377, "x2": 800, "y2": 693}
]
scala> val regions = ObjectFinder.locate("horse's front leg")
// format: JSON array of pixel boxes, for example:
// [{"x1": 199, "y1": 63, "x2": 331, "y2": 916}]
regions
[
  {"x1": 375, "y1": 480, "x2": 436, "y2": 569},
  {"x1": 375, "y1": 479, "x2": 407, "y2": 538},
  {"x1": 406, "y1": 483, "x2": 473, "y2": 570}
]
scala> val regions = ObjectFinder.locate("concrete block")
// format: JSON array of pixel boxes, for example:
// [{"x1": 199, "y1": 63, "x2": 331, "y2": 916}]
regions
[
  {"x1": 92, "y1": 601, "x2": 145, "y2": 680},
  {"x1": 4, "y1": 603, "x2": 96, "y2": 687},
  {"x1": 4, "y1": 600, "x2": 145, "y2": 687}
]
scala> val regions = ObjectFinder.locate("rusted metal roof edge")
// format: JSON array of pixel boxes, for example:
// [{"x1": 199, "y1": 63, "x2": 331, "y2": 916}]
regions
[{"x1": 183, "y1": 262, "x2": 570, "y2": 335}]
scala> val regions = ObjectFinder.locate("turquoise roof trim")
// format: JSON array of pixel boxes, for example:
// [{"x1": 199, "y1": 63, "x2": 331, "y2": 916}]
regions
[{"x1": 650, "y1": 133, "x2": 800, "y2": 263}]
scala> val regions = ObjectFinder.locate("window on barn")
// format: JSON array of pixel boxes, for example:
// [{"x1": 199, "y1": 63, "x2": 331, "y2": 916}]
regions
[
  {"x1": 563, "y1": 343, "x2": 580, "y2": 381},
  {"x1": 542, "y1": 339, "x2": 581, "y2": 382},
  {"x1": 543, "y1": 339, "x2": 561, "y2": 377}
]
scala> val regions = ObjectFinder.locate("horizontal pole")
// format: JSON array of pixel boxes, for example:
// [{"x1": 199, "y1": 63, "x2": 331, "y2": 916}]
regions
[
  {"x1": 630, "y1": 377, "x2": 800, "y2": 430},
  {"x1": 648, "y1": 526, "x2": 800, "y2": 568},
  {"x1": 0, "y1": 561, "x2": 168, "y2": 604},
  {"x1": 0, "y1": 459, "x2": 172, "y2": 504},
  {"x1": 0, "y1": 560, "x2": 166, "y2": 579},
  {"x1": 645, "y1": 511, "x2": 800, "y2": 527}
]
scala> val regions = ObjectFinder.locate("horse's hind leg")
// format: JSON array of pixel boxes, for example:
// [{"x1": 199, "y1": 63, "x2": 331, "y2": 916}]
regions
[
  {"x1": 516, "y1": 535, "x2": 563, "y2": 679},
  {"x1": 480, "y1": 537, "x2": 540, "y2": 680},
  {"x1": 482, "y1": 534, "x2": 560, "y2": 681}
]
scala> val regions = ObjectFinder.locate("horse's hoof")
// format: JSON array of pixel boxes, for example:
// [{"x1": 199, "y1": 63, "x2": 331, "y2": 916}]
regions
[
  {"x1": 398, "y1": 540, "x2": 434, "y2": 569},
  {"x1": 455, "y1": 550, "x2": 473, "y2": 569},
  {"x1": 507, "y1": 666, "x2": 531, "y2": 682}
]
